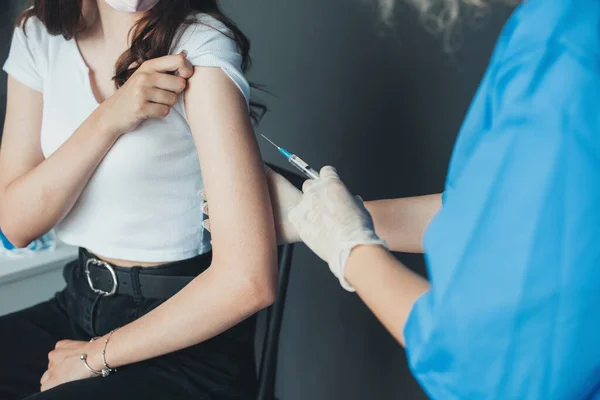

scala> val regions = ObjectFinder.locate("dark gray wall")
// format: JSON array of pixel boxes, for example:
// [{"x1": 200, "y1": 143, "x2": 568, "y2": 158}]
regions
[
  {"x1": 221, "y1": 1, "x2": 513, "y2": 399},
  {"x1": 0, "y1": 1, "x2": 513, "y2": 398}
]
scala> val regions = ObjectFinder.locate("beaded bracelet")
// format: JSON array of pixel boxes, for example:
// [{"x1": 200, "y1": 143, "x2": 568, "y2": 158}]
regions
[
  {"x1": 82, "y1": 329, "x2": 118, "y2": 378},
  {"x1": 100, "y1": 329, "x2": 118, "y2": 377},
  {"x1": 79, "y1": 353, "x2": 102, "y2": 376}
]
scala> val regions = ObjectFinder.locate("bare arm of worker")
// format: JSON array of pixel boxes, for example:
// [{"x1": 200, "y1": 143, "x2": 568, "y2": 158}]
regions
[
  {"x1": 0, "y1": 55, "x2": 192, "y2": 247},
  {"x1": 344, "y1": 244, "x2": 430, "y2": 346},
  {"x1": 286, "y1": 167, "x2": 431, "y2": 347},
  {"x1": 201, "y1": 167, "x2": 441, "y2": 254},
  {"x1": 365, "y1": 194, "x2": 441, "y2": 254},
  {"x1": 83, "y1": 66, "x2": 278, "y2": 370}
]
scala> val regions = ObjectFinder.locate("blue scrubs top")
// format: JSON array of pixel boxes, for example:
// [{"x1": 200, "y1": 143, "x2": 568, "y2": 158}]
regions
[{"x1": 403, "y1": 0, "x2": 600, "y2": 399}]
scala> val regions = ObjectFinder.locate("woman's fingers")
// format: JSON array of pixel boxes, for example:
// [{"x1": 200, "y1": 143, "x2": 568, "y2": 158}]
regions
[
  {"x1": 141, "y1": 103, "x2": 171, "y2": 119},
  {"x1": 54, "y1": 340, "x2": 70, "y2": 349},
  {"x1": 147, "y1": 88, "x2": 179, "y2": 106},
  {"x1": 140, "y1": 52, "x2": 194, "y2": 78},
  {"x1": 151, "y1": 73, "x2": 188, "y2": 94},
  {"x1": 40, "y1": 369, "x2": 50, "y2": 386}
]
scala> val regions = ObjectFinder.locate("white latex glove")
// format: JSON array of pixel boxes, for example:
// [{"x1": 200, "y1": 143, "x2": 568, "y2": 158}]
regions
[
  {"x1": 288, "y1": 166, "x2": 388, "y2": 292},
  {"x1": 200, "y1": 164, "x2": 302, "y2": 245}
]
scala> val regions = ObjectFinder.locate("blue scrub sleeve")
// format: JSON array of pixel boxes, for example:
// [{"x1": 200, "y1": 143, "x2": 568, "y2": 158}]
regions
[{"x1": 404, "y1": 47, "x2": 600, "y2": 399}]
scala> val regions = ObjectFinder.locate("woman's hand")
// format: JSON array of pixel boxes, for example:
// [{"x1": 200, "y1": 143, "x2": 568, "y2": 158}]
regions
[
  {"x1": 97, "y1": 52, "x2": 194, "y2": 137},
  {"x1": 288, "y1": 166, "x2": 388, "y2": 291},
  {"x1": 200, "y1": 165, "x2": 303, "y2": 245},
  {"x1": 40, "y1": 340, "x2": 100, "y2": 392}
]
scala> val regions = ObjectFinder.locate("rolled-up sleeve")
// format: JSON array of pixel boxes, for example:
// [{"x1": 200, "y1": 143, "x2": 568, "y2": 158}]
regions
[
  {"x1": 3, "y1": 18, "x2": 45, "y2": 92},
  {"x1": 404, "y1": 45, "x2": 600, "y2": 399},
  {"x1": 174, "y1": 15, "x2": 250, "y2": 105}
]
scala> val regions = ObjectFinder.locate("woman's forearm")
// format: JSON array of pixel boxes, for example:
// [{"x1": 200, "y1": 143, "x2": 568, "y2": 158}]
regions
[
  {"x1": 345, "y1": 244, "x2": 430, "y2": 346},
  {"x1": 365, "y1": 194, "x2": 442, "y2": 254},
  {"x1": 86, "y1": 263, "x2": 274, "y2": 370},
  {"x1": 0, "y1": 110, "x2": 118, "y2": 247}
]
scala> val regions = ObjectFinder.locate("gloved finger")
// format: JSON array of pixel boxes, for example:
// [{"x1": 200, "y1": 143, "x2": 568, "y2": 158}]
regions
[
  {"x1": 288, "y1": 197, "x2": 317, "y2": 229},
  {"x1": 303, "y1": 168, "x2": 338, "y2": 193},
  {"x1": 287, "y1": 201, "x2": 303, "y2": 228},
  {"x1": 319, "y1": 166, "x2": 339, "y2": 179},
  {"x1": 202, "y1": 202, "x2": 209, "y2": 215},
  {"x1": 353, "y1": 195, "x2": 377, "y2": 229},
  {"x1": 354, "y1": 195, "x2": 369, "y2": 213},
  {"x1": 202, "y1": 219, "x2": 211, "y2": 232},
  {"x1": 302, "y1": 179, "x2": 315, "y2": 193},
  {"x1": 198, "y1": 189, "x2": 207, "y2": 201}
]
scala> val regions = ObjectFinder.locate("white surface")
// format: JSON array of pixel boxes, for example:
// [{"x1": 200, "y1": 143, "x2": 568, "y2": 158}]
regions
[
  {"x1": 0, "y1": 245, "x2": 77, "y2": 316},
  {"x1": 0, "y1": 245, "x2": 78, "y2": 285}
]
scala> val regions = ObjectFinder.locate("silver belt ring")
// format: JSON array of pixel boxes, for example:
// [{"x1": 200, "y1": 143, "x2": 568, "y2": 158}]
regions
[{"x1": 85, "y1": 258, "x2": 118, "y2": 297}]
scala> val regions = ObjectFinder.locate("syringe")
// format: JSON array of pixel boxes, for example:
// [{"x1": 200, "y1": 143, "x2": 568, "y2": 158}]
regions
[{"x1": 261, "y1": 135, "x2": 320, "y2": 180}]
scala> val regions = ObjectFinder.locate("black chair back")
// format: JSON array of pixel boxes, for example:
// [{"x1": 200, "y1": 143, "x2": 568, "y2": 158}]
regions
[{"x1": 256, "y1": 163, "x2": 304, "y2": 400}]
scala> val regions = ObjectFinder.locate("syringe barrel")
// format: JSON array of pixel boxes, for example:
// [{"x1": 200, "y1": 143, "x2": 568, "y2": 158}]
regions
[{"x1": 289, "y1": 155, "x2": 320, "y2": 180}]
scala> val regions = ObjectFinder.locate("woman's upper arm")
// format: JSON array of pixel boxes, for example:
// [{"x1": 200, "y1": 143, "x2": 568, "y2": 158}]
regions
[
  {"x1": 183, "y1": 66, "x2": 277, "y2": 276},
  {"x1": 1, "y1": 19, "x2": 46, "y2": 203},
  {"x1": 0, "y1": 77, "x2": 44, "y2": 201}
]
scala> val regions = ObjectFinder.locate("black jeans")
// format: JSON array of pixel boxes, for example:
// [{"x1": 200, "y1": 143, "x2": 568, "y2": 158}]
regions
[{"x1": 0, "y1": 249, "x2": 257, "y2": 400}]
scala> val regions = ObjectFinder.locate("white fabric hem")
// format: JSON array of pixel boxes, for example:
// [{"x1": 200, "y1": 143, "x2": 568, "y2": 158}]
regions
[
  {"x1": 3, "y1": 64, "x2": 43, "y2": 92},
  {"x1": 58, "y1": 234, "x2": 211, "y2": 263}
]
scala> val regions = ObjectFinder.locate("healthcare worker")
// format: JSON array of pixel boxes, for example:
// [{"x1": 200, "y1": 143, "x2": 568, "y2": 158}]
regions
[{"x1": 203, "y1": 0, "x2": 600, "y2": 398}]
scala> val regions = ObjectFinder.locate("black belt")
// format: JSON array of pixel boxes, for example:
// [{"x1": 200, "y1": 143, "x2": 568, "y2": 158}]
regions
[{"x1": 81, "y1": 252, "x2": 201, "y2": 300}]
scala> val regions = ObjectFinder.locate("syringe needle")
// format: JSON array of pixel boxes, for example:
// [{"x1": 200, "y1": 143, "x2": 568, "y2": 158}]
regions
[
  {"x1": 261, "y1": 134, "x2": 280, "y2": 150},
  {"x1": 259, "y1": 134, "x2": 320, "y2": 179}
]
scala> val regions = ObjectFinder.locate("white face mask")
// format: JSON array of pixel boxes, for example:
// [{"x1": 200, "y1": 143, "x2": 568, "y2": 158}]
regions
[{"x1": 103, "y1": 0, "x2": 160, "y2": 13}]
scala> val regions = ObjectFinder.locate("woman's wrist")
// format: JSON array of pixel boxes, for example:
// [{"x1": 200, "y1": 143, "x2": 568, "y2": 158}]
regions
[
  {"x1": 89, "y1": 102, "x2": 123, "y2": 141},
  {"x1": 83, "y1": 330, "x2": 120, "y2": 376},
  {"x1": 84, "y1": 337, "x2": 106, "y2": 372}
]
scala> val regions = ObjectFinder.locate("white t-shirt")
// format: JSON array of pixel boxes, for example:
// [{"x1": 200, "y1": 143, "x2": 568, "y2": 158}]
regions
[{"x1": 3, "y1": 14, "x2": 250, "y2": 262}]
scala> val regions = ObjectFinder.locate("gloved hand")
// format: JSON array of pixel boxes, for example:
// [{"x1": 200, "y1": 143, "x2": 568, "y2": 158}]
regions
[
  {"x1": 288, "y1": 166, "x2": 388, "y2": 291},
  {"x1": 200, "y1": 164, "x2": 302, "y2": 245}
]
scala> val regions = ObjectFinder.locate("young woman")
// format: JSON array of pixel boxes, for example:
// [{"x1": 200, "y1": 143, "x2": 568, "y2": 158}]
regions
[
  {"x1": 204, "y1": 0, "x2": 600, "y2": 398},
  {"x1": 0, "y1": 0, "x2": 277, "y2": 399}
]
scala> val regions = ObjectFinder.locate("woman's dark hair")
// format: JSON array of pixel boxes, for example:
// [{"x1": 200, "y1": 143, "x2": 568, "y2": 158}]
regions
[{"x1": 18, "y1": 0, "x2": 266, "y2": 124}]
